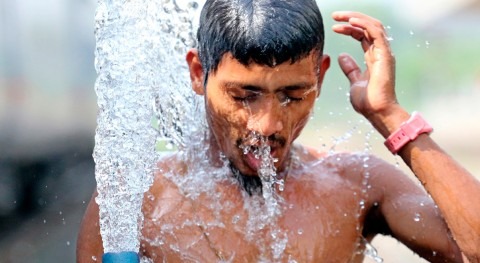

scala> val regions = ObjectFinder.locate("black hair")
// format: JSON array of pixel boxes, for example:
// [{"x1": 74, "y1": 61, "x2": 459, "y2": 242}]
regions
[
  {"x1": 230, "y1": 163, "x2": 263, "y2": 196},
  {"x1": 197, "y1": 0, "x2": 325, "y2": 80}
]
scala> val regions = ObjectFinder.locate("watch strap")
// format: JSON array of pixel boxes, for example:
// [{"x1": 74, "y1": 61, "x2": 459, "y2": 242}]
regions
[{"x1": 384, "y1": 112, "x2": 433, "y2": 154}]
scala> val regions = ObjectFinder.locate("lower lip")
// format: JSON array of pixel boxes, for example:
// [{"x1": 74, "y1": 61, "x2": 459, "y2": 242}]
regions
[
  {"x1": 244, "y1": 150, "x2": 277, "y2": 171},
  {"x1": 245, "y1": 152, "x2": 261, "y2": 171}
]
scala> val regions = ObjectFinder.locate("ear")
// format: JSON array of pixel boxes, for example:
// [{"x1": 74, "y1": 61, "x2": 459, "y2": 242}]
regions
[
  {"x1": 316, "y1": 54, "x2": 331, "y2": 97},
  {"x1": 186, "y1": 48, "x2": 205, "y2": 95}
]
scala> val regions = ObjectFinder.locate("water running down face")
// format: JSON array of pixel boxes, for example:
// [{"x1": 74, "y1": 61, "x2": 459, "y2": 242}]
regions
[{"x1": 193, "y1": 51, "x2": 330, "y2": 179}]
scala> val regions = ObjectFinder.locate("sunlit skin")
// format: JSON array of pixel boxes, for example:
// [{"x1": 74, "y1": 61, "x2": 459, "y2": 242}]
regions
[{"x1": 76, "y1": 11, "x2": 480, "y2": 262}]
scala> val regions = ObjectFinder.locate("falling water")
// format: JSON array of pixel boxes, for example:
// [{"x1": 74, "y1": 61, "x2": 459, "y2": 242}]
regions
[{"x1": 93, "y1": 0, "x2": 200, "y2": 254}]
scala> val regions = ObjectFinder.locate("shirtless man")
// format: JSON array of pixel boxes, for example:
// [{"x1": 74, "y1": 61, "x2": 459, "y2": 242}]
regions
[{"x1": 78, "y1": 0, "x2": 480, "y2": 262}]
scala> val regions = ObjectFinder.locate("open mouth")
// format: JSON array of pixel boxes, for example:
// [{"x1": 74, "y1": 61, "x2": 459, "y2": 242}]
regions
[
  {"x1": 236, "y1": 131, "x2": 285, "y2": 173},
  {"x1": 241, "y1": 144, "x2": 279, "y2": 172},
  {"x1": 245, "y1": 150, "x2": 278, "y2": 171}
]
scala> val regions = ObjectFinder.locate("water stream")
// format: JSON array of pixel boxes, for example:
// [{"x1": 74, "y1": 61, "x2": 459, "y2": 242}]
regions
[{"x1": 93, "y1": 0, "x2": 200, "y2": 254}]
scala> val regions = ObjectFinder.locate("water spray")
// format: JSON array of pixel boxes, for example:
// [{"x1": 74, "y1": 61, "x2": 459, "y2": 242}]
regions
[{"x1": 93, "y1": 0, "x2": 200, "y2": 261}]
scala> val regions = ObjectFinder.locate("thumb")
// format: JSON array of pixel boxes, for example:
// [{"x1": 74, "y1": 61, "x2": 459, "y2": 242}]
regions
[{"x1": 338, "y1": 53, "x2": 362, "y2": 85}]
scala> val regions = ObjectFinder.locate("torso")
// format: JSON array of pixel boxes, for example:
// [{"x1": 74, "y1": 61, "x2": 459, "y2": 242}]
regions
[{"x1": 140, "y1": 146, "x2": 381, "y2": 262}]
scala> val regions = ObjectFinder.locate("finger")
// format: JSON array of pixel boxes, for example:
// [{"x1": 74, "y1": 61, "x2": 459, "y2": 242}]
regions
[
  {"x1": 332, "y1": 24, "x2": 371, "y2": 52},
  {"x1": 332, "y1": 11, "x2": 389, "y2": 48},
  {"x1": 332, "y1": 24, "x2": 365, "y2": 41},
  {"x1": 348, "y1": 17, "x2": 390, "y2": 51},
  {"x1": 338, "y1": 53, "x2": 362, "y2": 85},
  {"x1": 332, "y1": 11, "x2": 383, "y2": 27}
]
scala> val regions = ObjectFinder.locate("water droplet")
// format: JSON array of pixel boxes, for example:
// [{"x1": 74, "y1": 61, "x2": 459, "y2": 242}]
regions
[
  {"x1": 66, "y1": 241, "x2": 71, "y2": 246},
  {"x1": 232, "y1": 215, "x2": 240, "y2": 224},
  {"x1": 188, "y1": 1, "x2": 199, "y2": 9},
  {"x1": 297, "y1": 228, "x2": 304, "y2": 235},
  {"x1": 362, "y1": 237, "x2": 383, "y2": 262},
  {"x1": 413, "y1": 213, "x2": 421, "y2": 222},
  {"x1": 359, "y1": 200, "x2": 365, "y2": 206}
]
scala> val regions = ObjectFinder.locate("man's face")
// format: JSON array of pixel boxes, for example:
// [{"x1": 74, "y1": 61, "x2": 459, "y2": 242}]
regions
[{"x1": 190, "y1": 51, "x2": 329, "y2": 176}]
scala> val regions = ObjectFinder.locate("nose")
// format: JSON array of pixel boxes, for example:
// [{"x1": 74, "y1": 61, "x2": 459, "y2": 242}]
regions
[{"x1": 247, "y1": 99, "x2": 284, "y2": 137}]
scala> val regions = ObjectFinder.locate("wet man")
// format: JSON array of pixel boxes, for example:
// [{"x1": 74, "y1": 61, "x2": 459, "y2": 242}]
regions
[{"x1": 78, "y1": 0, "x2": 480, "y2": 262}]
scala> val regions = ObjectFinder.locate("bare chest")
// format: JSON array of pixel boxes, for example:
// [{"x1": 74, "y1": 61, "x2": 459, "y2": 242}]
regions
[{"x1": 141, "y1": 180, "x2": 367, "y2": 262}]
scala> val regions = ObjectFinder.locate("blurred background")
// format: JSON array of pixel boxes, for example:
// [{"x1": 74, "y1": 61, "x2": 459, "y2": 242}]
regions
[{"x1": 0, "y1": 0, "x2": 479, "y2": 262}]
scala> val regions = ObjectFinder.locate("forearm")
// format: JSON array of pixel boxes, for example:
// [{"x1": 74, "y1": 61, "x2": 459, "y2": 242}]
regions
[
  {"x1": 369, "y1": 107, "x2": 480, "y2": 261},
  {"x1": 401, "y1": 134, "x2": 480, "y2": 261}
]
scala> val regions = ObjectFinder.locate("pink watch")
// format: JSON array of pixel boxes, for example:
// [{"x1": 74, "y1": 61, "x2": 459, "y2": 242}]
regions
[{"x1": 384, "y1": 112, "x2": 433, "y2": 154}]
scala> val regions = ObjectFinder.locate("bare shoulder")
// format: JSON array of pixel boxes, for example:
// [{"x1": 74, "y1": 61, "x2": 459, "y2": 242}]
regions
[
  {"x1": 147, "y1": 152, "x2": 184, "y2": 195},
  {"x1": 303, "y1": 146, "x2": 419, "y2": 189},
  {"x1": 294, "y1": 145, "x2": 426, "y2": 204},
  {"x1": 143, "y1": 152, "x2": 188, "y2": 214}
]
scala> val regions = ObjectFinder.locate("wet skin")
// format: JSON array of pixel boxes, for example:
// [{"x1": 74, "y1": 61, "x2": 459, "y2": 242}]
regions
[
  {"x1": 191, "y1": 51, "x2": 329, "y2": 177},
  {"x1": 143, "y1": 49, "x2": 461, "y2": 262},
  {"x1": 76, "y1": 11, "x2": 470, "y2": 262},
  {"x1": 78, "y1": 149, "x2": 461, "y2": 262},
  {"x1": 77, "y1": 53, "x2": 461, "y2": 263}
]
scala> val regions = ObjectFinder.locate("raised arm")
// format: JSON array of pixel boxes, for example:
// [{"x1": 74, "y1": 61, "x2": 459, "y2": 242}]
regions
[{"x1": 332, "y1": 11, "x2": 480, "y2": 262}]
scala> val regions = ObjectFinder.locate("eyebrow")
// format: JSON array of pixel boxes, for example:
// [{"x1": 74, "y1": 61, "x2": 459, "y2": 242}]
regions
[
  {"x1": 222, "y1": 81, "x2": 315, "y2": 92},
  {"x1": 222, "y1": 81, "x2": 263, "y2": 92}
]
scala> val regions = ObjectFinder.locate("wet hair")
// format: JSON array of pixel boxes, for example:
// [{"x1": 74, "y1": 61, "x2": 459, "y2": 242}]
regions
[{"x1": 197, "y1": 0, "x2": 325, "y2": 81}]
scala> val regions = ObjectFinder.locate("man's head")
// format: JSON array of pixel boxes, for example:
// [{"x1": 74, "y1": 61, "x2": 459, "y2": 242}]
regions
[
  {"x1": 197, "y1": 0, "x2": 325, "y2": 82},
  {"x1": 186, "y1": 0, "x2": 330, "y2": 178}
]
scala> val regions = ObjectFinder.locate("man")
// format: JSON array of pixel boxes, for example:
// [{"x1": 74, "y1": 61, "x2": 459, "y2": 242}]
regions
[{"x1": 78, "y1": 0, "x2": 480, "y2": 262}]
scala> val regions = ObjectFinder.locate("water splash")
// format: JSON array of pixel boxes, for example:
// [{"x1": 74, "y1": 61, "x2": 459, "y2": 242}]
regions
[
  {"x1": 361, "y1": 237, "x2": 384, "y2": 263},
  {"x1": 233, "y1": 130, "x2": 294, "y2": 259},
  {"x1": 94, "y1": 0, "x2": 159, "y2": 253},
  {"x1": 239, "y1": 131, "x2": 286, "y2": 195},
  {"x1": 94, "y1": 0, "x2": 200, "y2": 254}
]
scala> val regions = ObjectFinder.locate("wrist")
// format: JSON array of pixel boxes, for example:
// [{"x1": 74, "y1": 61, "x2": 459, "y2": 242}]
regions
[
  {"x1": 384, "y1": 112, "x2": 433, "y2": 154},
  {"x1": 365, "y1": 104, "x2": 410, "y2": 138}
]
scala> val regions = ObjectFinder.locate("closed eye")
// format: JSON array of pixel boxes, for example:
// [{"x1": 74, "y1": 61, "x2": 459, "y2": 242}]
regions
[{"x1": 232, "y1": 92, "x2": 261, "y2": 102}]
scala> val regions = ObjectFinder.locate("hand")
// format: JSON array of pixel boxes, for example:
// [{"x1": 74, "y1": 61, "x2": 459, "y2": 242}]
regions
[{"x1": 332, "y1": 11, "x2": 399, "y2": 120}]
